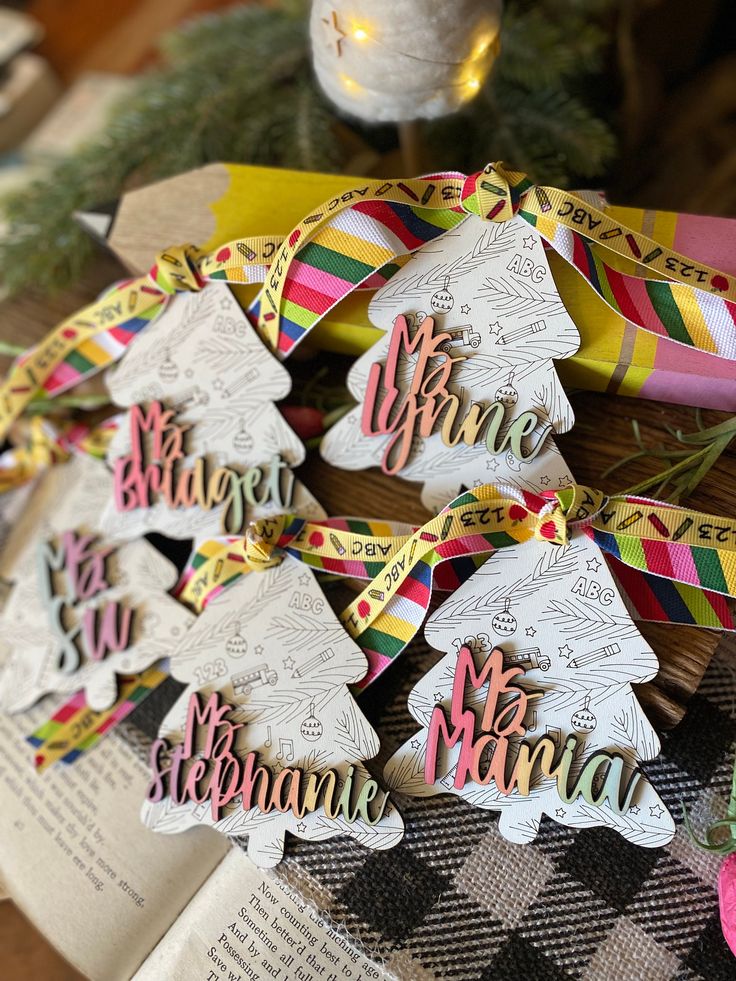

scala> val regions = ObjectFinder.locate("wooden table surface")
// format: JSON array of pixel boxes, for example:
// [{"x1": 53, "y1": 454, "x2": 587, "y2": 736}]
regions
[{"x1": 0, "y1": 253, "x2": 734, "y2": 977}]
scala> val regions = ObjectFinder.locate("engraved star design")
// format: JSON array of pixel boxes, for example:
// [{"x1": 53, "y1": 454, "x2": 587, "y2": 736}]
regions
[
  {"x1": 255, "y1": 645, "x2": 264, "y2": 656},
  {"x1": 539, "y1": 474, "x2": 550, "y2": 486},
  {"x1": 298, "y1": 574, "x2": 312, "y2": 586},
  {"x1": 559, "y1": 476, "x2": 570, "y2": 488},
  {"x1": 555, "y1": 808, "x2": 566, "y2": 818},
  {"x1": 411, "y1": 739, "x2": 421, "y2": 750},
  {"x1": 434, "y1": 692, "x2": 443, "y2": 702},
  {"x1": 630, "y1": 805, "x2": 640, "y2": 815},
  {"x1": 523, "y1": 235, "x2": 536, "y2": 250},
  {"x1": 558, "y1": 644, "x2": 573, "y2": 659},
  {"x1": 297, "y1": 821, "x2": 307, "y2": 833},
  {"x1": 473, "y1": 479, "x2": 483, "y2": 487},
  {"x1": 283, "y1": 656, "x2": 295, "y2": 670},
  {"x1": 460, "y1": 304, "x2": 471, "y2": 315},
  {"x1": 489, "y1": 321, "x2": 503, "y2": 337},
  {"x1": 486, "y1": 458, "x2": 500, "y2": 471},
  {"x1": 586, "y1": 557, "x2": 601, "y2": 573},
  {"x1": 321, "y1": 10, "x2": 346, "y2": 56},
  {"x1": 525, "y1": 627, "x2": 537, "y2": 637},
  {"x1": 219, "y1": 295, "x2": 232, "y2": 310},
  {"x1": 649, "y1": 804, "x2": 664, "y2": 819}
]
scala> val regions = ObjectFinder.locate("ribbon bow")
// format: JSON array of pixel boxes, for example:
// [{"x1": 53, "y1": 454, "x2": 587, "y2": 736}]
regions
[
  {"x1": 1, "y1": 162, "x2": 735, "y2": 444},
  {"x1": 176, "y1": 482, "x2": 736, "y2": 689}
]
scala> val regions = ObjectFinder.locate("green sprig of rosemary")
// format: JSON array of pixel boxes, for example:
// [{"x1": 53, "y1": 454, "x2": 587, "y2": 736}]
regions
[{"x1": 601, "y1": 410, "x2": 736, "y2": 502}]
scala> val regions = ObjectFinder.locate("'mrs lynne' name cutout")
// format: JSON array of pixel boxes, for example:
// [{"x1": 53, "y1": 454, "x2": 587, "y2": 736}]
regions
[
  {"x1": 39, "y1": 531, "x2": 132, "y2": 674},
  {"x1": 113, "y1": 402, "x2": 294, "y2": 534},
  {"x1": 362, "y1": 315, "x2": 550, "y2": 475},
  {"x1": 426, "y1": 644, "x2": 640, "y2": 812}
]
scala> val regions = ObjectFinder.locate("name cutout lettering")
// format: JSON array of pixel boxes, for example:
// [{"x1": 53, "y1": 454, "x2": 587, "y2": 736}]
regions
[
  {"x1": 147, "y1": 691, "x2": 391, "y2": 824},
  {"x1": 362, "y1": 316, "x2": 550, "y2": 475},
  {"x1": 425, "y1": 645, "x2": 640, "y2": 813},
  {"x1": 113, "y1": 402, "x2": 294, "y2": 534},
  {"x1": 39, "y1": 531, "x2": 133, "y2": 674}
]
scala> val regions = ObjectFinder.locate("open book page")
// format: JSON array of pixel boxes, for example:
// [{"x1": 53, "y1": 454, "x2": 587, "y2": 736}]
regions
[
  {"x1": 134, "y1": 847, "x2": 395, "y2": 981},
  {"x1": 0, "y1": 710, "x2": 229, "y2": 980}
]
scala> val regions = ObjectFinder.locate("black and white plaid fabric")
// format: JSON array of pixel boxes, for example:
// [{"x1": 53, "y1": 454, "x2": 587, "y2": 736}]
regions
[{"x1": 124, "y1": 633, "x2": 736, "y2": 980}]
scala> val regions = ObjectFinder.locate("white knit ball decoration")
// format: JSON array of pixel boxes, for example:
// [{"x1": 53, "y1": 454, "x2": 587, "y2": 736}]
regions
[{"x1": 310, "y1": 0, "x2": 503, "y2": 123}]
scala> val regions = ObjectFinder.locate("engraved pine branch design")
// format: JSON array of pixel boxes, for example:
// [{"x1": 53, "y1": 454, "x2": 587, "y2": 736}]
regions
[
  {"x1": 370, "y1": 224, "x2": 518, "y2": 310},
  {"x1": 475, "y1": 276, "x2": 568, "y2": 319},
  {"x1": 268, "y1": 614, "x2": 349, "y2": 652},
  {"x1": 429, "y1": 545, "x2": 581, "y2": 629},
  {"x1": 333, "y1": 700, "x2": 378, "y2": 761},
  {"x1": 540, "y1": 597, "x2": 641, "y2": 643}
]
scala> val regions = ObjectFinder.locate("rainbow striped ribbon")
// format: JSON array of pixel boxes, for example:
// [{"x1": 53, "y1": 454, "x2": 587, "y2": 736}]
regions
[
  {"x1": 179, "y1": 484, "x2": 736, "y2": 689},
  {"x1": 27, "y1": 667, "x2": 167, "y2": 771},
  {"x1": 0, "y1": 415, "x2": 118, "y2": 493},
  {"x1": 2, "y1": 164, "x2": 735, "y2": 441}
]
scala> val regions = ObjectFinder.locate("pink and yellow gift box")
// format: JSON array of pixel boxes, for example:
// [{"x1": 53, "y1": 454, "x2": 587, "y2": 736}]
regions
[{"x1": 104, "y1": 164, "x2": 736, "y2": 412}]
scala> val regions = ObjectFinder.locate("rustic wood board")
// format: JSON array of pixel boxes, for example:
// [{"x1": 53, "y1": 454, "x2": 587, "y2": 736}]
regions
[{"x1": 0, "y1": 257, "x2": 732, "y2": 731}]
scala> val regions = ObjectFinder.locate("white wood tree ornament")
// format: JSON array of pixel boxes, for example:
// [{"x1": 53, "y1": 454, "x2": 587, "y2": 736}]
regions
[
  {"x1": 384, "y1": 533, "x2": 676, "y2": 848},
  {"x1": 0, "y1": 455, "x2": 193, "y2": 712},
  {"x1": 101, "y1": 284, "x2": 325, "y2": 542},
  {"x1": 141, "y1": 558, "x2": 404, "y2": 867},
  {"x1": 321, "y1": 215, "x2": 580, "y2": 511}
]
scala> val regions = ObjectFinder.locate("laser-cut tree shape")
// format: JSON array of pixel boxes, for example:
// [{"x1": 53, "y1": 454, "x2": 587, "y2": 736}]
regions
[
  {"x1": 322, "y1": 215, "x2": 581, "y2": 511},
  {"x1": 384, "y1": 533, "x2": 675, "y2": 848},
  {"x1": 101, "y1": 283, "x2": 324, "y2": 542},
  {"x1": 141, "y1": 558, "x2": 404, "y2": 867}
]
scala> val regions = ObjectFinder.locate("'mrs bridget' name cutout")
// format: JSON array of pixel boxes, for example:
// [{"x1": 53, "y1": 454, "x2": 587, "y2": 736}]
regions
[
  {"x1": 362, "y1": 315, "x2": 551, "y2": 475},
  {"x1": 425, "y1": 645, "x2": 640, "y2": 813},
  {"x1": 39, "y1": 530, "x2": 133, "y2": 674},
  {"x1": 146, "y1": 690, "x2": 391, "y2": 824},
  {"x1": 113, "y1": 402, "x2": 294, "y2": 534}
]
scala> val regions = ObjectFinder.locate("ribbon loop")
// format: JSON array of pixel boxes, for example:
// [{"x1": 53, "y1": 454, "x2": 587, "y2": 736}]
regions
[
  {"x1": 148, "y1": 245, "x2": 205, "y2": 295},
  {"x1": 243, "y1": 515, "x2": 290, "y2": 571},
  {"x1": 460, "y1": 162, "x2": 526, "y2": 224}
]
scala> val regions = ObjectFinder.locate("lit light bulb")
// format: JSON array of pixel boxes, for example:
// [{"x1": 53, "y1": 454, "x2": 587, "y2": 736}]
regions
[
  {"x1": 474, "y1": 34, "x2": 494, "y2": 58},
  {"x1": 353, "y1": 27, "x2": 368, "y2": 41},
  {"x1": 340, "y1": 73, "x2": 359, "y2": 92}
]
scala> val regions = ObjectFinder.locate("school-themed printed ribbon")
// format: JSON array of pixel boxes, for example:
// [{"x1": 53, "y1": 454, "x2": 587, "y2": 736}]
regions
[
  {"x1": 178, "y1": 483, "x2": 736, "y2": 688},
  {"x1": 27, "y1": 666, "x2": 167, "y2": 771},
  {"x1": 1, "y1": 162, "x2": 735, "y2": 443},
  {"x1": 0, "y1": 415, "x2": 117, "y2": 493}
]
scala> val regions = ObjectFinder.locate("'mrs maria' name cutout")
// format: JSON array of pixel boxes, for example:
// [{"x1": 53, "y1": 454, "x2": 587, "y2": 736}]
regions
[
  {"x1": 362, "y1": 315, "x2": 550, "y2": 475},
  {"x1": 113, "y1": 402, "x2": 294, "y2": 533},
  {"x1": 426, "y1": 644, "x2": 640, "y2": 812}
]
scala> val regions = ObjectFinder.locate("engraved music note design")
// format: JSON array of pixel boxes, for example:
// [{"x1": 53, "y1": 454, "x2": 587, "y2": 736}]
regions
[{"x1": 276, "y1": 738, "x2": 295, "y2": 762}]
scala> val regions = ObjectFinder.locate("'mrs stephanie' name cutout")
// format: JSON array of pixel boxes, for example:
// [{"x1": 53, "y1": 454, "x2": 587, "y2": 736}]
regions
[
  {"x1": 147, "y1": 691, "x2": 391, "y2": 824},
  {"x1": 362, "y1": 316, "x2": 550, "y2": 474}
]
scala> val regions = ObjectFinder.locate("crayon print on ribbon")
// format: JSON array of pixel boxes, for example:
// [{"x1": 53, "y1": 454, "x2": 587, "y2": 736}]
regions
[
  {"x1": 179, "y1": 484, "x2": 736, "y2": 689},
  {"x1": 28, "y1": 667, "x2": 167, "y2": 771},
  {"x1": 2, "y1": 165, "x2": 736, "y2": 441}
]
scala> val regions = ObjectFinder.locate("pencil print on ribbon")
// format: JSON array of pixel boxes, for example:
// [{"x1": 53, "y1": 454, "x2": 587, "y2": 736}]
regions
[
  {"x1": 321, "y1": 215, "x2": 580, "y2": 510},
  {"x1": 141, "y1": 558, "x2": 404, "y2": 868},
  {"x1": 101, "y1": 284, "x2": 325, "y2": 542},
  {"x1": 384, "y1": 532, "x2": 676, "y2": 847},
  {"x1": 0, "y1": 455, "x2": 193, "y2": 712}
]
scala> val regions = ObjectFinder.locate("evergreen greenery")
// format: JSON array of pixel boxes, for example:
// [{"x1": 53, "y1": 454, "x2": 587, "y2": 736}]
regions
[{"x1": 0, "y1": 0, "x2": 616, "y2": 295}]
